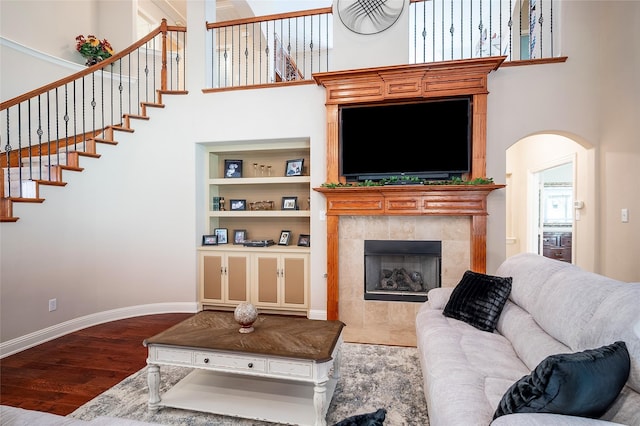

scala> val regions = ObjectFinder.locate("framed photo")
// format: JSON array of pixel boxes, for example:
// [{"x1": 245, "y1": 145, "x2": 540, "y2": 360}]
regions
[
  {"x1": 202, "y1": 234, "x2": 218, "y2": 246},
  {"x1": 230, "y1": 199, "x2": 247, "y2": 211},
  {"x1": 281, "y1": 196, "x2": 298, "y2": 210},
  {"x1": 214, "y1": 228, "x2": 228, "y2": 244},
  {"x1": 224, "y1": 159, "x2": 243, "y2": 178},
  {"x1": 233, "y1": 229, "x2": 247, "y2": 245},
  {"x1": 297, "y1": 234, "x2": 310, "y2": 247},
  {"x1": 285, "y1": 158, "x2": 304, "y2": 176},
  {"x1": 278, "y1": 230, "x2": 291, "y2": 246}
]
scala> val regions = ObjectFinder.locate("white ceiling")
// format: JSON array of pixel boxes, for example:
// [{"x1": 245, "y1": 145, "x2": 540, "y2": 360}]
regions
[{"x1": 154, "y1": 0, "x2": 332, "y2": 25}]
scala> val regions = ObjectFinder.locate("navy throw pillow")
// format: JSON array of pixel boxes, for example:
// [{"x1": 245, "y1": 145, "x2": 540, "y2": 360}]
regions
[
  {"x1": 334, "y1": 408, "x2": 386, "y2": 426},
  {"x1": 442, "y1": 270, "x2": 512, "y2": 332},
  {"x1": 494, "y1": 341, "x2": 631, "y2": 420}
]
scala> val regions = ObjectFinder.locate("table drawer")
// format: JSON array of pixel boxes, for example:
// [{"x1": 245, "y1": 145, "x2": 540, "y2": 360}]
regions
[
  {"x1": 153, "y1": 347, "x2": 194, "y2": 365},
  {"x1": 268, "y1": 359, "x2": 313, "y2": 378},
  {"x1": 194, "y1": 352, "x2": 267, "y2": 373}
]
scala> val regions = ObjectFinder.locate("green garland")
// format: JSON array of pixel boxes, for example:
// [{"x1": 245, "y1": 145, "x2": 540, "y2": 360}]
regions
[{"x1": 321, "y1": 176, "x2": 494, "y2": 188}]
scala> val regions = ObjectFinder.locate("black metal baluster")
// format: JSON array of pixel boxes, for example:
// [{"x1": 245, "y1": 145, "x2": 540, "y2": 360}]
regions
[
  {"x1": 4, "y1": 107, "x2": 12, "y2": 197},
  {"x1": 550, "y1": 0, "x2": 554, "y2": 57},
  {"x1": 310, "y1": 16, "x2": 314, "y2": 74},
  {"x1": 538, "y1": 0, "x2": 544, "y2": 59},
  {"x1": 46, "y1": 91, "x2": 51, "y2": 182}
]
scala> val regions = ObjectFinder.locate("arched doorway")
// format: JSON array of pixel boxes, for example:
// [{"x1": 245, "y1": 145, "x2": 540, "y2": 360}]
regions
[{"x1": 506, "y1": 133, "x2": 596, "y2": 271}]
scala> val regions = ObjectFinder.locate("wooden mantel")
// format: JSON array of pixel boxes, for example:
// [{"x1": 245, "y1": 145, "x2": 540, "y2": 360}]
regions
[{"x1": 313, "y1": 57, "x2": 506, "y2": 320}]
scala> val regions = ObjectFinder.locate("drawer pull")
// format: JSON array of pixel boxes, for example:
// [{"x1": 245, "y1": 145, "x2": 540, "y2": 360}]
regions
[
  {"x1": 248, "y1": 362, "x2": 253, "y2": 368},
  {"x1": 204, "y1": 358, "x2": 209, "y2": 364}
]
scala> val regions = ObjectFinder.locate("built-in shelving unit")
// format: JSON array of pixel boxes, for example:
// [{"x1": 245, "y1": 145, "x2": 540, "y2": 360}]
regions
[{"x1": 198, "y1": 139, "x2": 311, "y2": 315}]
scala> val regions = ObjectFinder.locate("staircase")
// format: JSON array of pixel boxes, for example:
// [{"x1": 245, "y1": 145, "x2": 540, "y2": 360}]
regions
[{"x1": 0, "y1": 90, "x2": 187, "y2": 222}]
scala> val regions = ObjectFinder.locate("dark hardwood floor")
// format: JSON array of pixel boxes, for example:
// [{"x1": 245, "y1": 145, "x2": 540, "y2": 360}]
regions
[{"x1": 0, "y1": 313, "x2": 192, "y2": 416}]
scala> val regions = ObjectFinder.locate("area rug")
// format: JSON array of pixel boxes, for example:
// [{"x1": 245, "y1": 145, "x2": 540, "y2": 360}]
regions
[{"x1": 69, "y1": 343, "x2": 429, "y2": 425}]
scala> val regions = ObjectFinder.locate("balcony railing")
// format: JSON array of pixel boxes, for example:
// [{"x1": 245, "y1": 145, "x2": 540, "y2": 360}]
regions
[
  {"x1": 409, "y1": 0, "x2": 556, "y2": 63},
  {"x1": 1, "y1": 20, "x2": 186, "y2": 199},
  {"x1": 205, "y1": 7, "x2": 333, "y2": 89}
]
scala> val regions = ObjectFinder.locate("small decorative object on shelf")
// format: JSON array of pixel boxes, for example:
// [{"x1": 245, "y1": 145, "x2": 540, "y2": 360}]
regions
[
  {"x1": 281, "y1": 196, "x2": 298, "y2": 210},
  {"x1": 202, "y1": 234, "x2": 218, "y2": 246},
  {"x1": 214, "y1": 228, "x2": 228, "y2": 244},
  {"x1": 285, "y1": 159, "x2": 304, "y2": 176},
  {"x1": 242, "y1": 239, "x2": 275, "y2": 247},
  {"x1": 219, "y1": 197, "x2": 225, "y2": 211},
  {"x1": 249, "y1": 200, "x2": 274, "y2": 210},
  {"x1": 234, "y1": 302, "x2": 258, "y2": 333},
  {"x1": 224, "y1": 160, "x2": 243, "y2": 178},
  {"x1": 233, "y1": 229, "x2": 247, "y2": 244},
  {"x1": 75, "y1": 34, "x2": 114, "y2": 66},
  {"x1": 230, "y1": 199, "x2": 246, "y2": 211},
  {"x1": 278, "y1": 230, "x2": 291, "y2": 246},
  {"x1": 297, "y1": 234, "x2": 310, "y2": 247}
]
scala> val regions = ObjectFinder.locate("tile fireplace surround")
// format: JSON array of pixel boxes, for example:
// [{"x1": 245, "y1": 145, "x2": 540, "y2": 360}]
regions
[{"x1": 339, "y1": 215, "x2": 470, "y2": 347}]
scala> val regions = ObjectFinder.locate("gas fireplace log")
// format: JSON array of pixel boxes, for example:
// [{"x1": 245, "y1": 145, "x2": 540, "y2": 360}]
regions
[{"x1": 378, "y1": 268, "x2": 424, "y2": 291}]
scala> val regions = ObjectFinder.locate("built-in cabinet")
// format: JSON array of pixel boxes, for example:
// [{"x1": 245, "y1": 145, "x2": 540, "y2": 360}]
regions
[
  {"x1": 199, "y1": 247, "x2": 309, "y2": 313},
  {"x1": 254, "y1": 252, "x2": 309, "y2": 308},
  {"x1": 542, "y1": 231, "x2": 572, "y2": 263},
  {"x1": 198, "y1": 140, "x2": 311, "y2": 314}
]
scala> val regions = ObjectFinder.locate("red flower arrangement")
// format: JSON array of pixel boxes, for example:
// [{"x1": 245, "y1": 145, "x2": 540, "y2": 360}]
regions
[{"x1": 75, "y1": 34, "x2": 114, "y2": 65}]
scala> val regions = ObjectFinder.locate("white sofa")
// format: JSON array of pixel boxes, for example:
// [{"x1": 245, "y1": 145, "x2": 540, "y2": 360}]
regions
[
  {"x1": 0, "y1": 405, "x2": 162, "y2": 425},
  {"x1": 415, "y1": 253, "x2": 640, "y2": 426}
]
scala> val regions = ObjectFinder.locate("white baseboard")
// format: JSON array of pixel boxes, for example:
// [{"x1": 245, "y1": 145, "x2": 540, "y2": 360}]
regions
[
  {"x1": 307, "y1": 309, "x2": 328, "y2": 320},
  {"x1": 0, "y1": 302, "x2": 198, "y2": 358}
]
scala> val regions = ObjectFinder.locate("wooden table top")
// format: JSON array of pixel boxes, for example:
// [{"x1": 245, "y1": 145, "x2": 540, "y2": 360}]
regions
[{"x1": 144, "y1": 311, "x2": 345, "y2": 362}]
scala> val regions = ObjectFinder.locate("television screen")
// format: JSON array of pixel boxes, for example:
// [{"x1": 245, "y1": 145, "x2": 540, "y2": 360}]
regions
[{"x1": 339, "y1": 97, "x2": 471, "y2": 181}]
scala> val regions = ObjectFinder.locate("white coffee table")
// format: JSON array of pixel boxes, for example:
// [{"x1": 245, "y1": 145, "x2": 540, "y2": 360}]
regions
[{"x1": 144, "y1": 311, "x2": 345, "y2": 426}]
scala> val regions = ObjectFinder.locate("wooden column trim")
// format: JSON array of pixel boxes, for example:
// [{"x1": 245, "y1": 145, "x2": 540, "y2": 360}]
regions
[{"x1": 326, "y1": 215, "x2": 340, "y2": 320}]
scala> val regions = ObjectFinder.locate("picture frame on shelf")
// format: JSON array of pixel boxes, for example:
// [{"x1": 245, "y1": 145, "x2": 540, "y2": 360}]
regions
[
  {"x1": 297, "y1": 234, "x2": 310, "y2": 247},
  {"x1": 224, "y1": 159, "x2": 243, "y2": 178},
  {"x1": 230, "y1": 199, "x2": 247, "y2": 211},
  {"x1": 202, "y1": 234, "x2": 218, "y2": 246},
  {"x1": 214, "y1": 228, "x2": 228, "y2": 244},
  {"x1": 278, "y1": 230, "x2": 291, "y2": 246},
  {"x1": 285, "y1": 158, "x2": 304, "y2": 176},
  {"x1": 233, "y1": 229, "x2": 247, "y2": 245},
  {"x1": 281, "y1": 196, "x2": 298, "y2": 210}
]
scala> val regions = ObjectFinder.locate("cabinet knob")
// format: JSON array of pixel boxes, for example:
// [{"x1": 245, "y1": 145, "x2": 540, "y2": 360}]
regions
[
  {"x1": 204, "y1": 358, "x2": 209, "y2": 364},
  {"x1": 248, "y1": 362, "x2": 253, "y2": 368}
]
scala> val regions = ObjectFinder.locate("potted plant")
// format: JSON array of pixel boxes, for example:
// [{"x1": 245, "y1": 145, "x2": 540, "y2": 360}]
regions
[{"x1": 75, "y1": 34, "x2": 114, "y2": 66}]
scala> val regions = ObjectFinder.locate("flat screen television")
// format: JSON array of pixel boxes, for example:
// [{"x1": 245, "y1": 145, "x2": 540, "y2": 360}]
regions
[{"x1": 339, "y1": 97, "x2": 472, "y2": 181}]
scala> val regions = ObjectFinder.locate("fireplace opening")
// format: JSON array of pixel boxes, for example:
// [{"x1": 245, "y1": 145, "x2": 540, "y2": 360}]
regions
[{"x1": 364, "y1": 240, "x2": 441, "y2": 302}]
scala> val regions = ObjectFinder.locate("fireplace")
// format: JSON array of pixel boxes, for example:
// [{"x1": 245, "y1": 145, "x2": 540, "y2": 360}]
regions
[{"x1": 364, "y1": 240, "x2": 441, "y2": 302}]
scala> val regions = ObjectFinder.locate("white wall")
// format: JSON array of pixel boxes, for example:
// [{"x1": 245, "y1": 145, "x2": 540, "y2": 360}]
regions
[{"x1": 1, "y1": 0, "x2": 639, "y2": 350}]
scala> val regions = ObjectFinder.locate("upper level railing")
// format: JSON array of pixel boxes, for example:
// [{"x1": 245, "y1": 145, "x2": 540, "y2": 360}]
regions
[
  {"x1": 409, "y1": 0, "x2": 556, "y2": 63},
  {"x1": 1, "y1": 20, "x2": 186, "y2": 198},
  {"x1": 205, "y1": 7, "x2": 333, "y2": 90},
  {"x1": 205, "y1": 0, "x2": 558, "y2": 91}
]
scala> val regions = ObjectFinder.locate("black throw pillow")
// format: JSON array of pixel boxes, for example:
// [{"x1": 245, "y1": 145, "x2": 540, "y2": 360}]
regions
[
  {"x1": 442, "y1": 270, "x2": 512, "y2": 332},
  {"x1": 494, "y1": 341, "x2": 631, "y2": 420},
  {"x1": 334, "y1": 408, "x2": 386, "y2": 426}
]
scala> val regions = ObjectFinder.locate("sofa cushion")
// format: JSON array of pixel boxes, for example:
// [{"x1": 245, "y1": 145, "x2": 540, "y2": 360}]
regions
[
  {"x1": 494, "y1": 341, "x2": 630, "y2": 420},
  {"x1": 443, "y1": 270, "x2": 512, "y2": 332}
]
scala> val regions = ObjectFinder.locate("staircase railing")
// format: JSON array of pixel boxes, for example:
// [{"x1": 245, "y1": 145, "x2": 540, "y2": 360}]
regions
[{"x1": 1, "y1": 20, "x2": 187, "y2": 202}]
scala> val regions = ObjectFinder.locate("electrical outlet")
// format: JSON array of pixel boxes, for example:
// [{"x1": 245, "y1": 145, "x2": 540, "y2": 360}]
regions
[
  {"x1": 621, "y1": 208, "x2": 629, "y2": 223},
  {"x1": 48, "y1": 298, "x2": 57, "y2": 312}
]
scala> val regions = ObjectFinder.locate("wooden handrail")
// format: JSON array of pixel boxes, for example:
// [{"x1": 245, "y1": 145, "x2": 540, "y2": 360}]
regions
[
  {"x1": 206, "y1": 7, "x2": 333, "y2": 30},
  {"x1": 0, "y1": 20, "x2": 187, "y2": 111}
]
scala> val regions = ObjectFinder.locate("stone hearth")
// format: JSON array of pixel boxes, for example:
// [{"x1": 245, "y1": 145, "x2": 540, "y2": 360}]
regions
[{"x1": 339, "y1": 216, "x2": 470, "y2": 346}]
